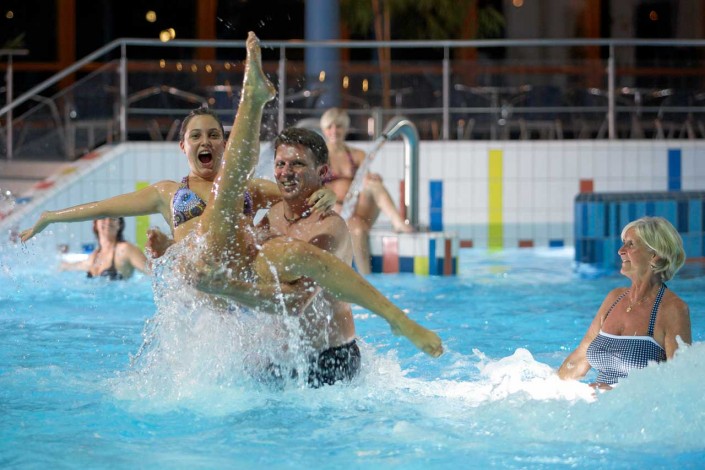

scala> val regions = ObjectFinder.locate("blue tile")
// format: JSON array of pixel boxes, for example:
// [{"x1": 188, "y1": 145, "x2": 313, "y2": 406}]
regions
[
  {"x1": 429, "y1": 180, "x2": 443, "y2": 231},
  {"x1": 429, "y1": 238, "x2": 438, "y2": 275},
  {"x1": 399, "y1": 257, "x2": 415, "y2": 273},
  {"x1": 668, "y1": 148, "x2": 681, "y2": 191},
  {"x1": 688, "y1": 200, "x2": 701, "y2": 233},
  {"x1": 677, "y1": 201, "x2": 689, "y2": 232},
  {"x1": 370, "y1": 255, "x2": 383, "y2": 273}
]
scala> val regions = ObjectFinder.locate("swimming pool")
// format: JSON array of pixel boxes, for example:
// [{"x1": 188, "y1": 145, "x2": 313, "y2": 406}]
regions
[{"x1": 1, "y1": 244, "x2": 703, "y2": 469}]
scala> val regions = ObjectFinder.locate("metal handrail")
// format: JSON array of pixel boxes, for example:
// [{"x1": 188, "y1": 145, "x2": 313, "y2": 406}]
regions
[
  {"x1": 1, "y1": 48, "x2": 29, "y2": 161},
  {"x1": 4, "y1": 37, "x2": 705, "y2": 160}
]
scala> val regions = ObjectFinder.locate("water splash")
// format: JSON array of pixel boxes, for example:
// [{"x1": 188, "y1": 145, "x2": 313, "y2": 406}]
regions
[{"x1": 112, "y1": 230, "x2": 349, "y2": 402}]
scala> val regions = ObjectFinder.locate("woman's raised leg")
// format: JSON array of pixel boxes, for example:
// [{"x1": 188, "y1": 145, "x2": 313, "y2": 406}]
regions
[{"x1": 198, "y1": 32, "x2": 276, "y2": 260}]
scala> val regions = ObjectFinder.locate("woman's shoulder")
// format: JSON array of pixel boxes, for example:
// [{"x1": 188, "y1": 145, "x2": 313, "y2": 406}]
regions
[
  {"x1": 605, "y1": 286, "x2": 628, "y2": 301},
  {"x1": 151, "y1": 180, "x2": 181, "y2": 199},
  {"x1": 153, "y1": 180, "x2": 180, "y2": 190},
  {"x1": 661, "y1": 287, "x2": 690, "y2": 316},
  {"x1": 347, "y1": 146, "x2": 366, "y2": 164}
]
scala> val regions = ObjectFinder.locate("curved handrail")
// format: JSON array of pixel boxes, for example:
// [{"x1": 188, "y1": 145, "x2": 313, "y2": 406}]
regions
[
  {"x1": 380, "y1": 117, "x2": 419, "y2": 228},
  {"x1": 339, "y1": 116, "x2": 419, "y2": 228}
]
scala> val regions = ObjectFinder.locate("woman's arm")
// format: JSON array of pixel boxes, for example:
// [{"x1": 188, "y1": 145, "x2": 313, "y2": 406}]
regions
[
  {"x1": 122, "y1": 242, "x2": 149, "y2": 275},
  {"x1": 248, "y1": 178, "x2": 336, "y2": 214},
  {"x1": 557, "y1": 291, "x2": 618, "y2": 380},
  {"x1": 20, "y1": 182, "x2": 174, "y2": 242},
  {"x1": 59, "y1": 253, "x2": 94, "y2": 272},
  {"x1": 662, "y1": 296, "x2": 692, "y2": 359},
  {"x1": 247, "y1": 178, "x2": 280, "y2": 211}
]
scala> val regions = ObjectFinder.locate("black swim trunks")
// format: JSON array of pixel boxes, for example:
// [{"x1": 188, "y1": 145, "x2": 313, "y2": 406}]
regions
[
  {"x1": 306, "y1": 340, "x2": 361, "y2": 388},
  {"x1": 264, "y1": 340, "x2": 361, "y2": 389}
]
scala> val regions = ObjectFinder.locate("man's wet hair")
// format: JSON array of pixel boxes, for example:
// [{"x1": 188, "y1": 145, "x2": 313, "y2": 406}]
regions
[{"x1": 273, "y1": 127, "x2": 329, "y2": 166}]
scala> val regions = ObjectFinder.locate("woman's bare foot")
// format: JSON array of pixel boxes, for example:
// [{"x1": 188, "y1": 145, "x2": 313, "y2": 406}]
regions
[
  {"x1": 390, "y1": 316, "x2": 443, "y2": 357},
  {"x1": 243, "y1": 32, "x2": 276, "y2": 105},
  {"x1": 392, "y1": 219, "x2": 414, "y2": 233}
]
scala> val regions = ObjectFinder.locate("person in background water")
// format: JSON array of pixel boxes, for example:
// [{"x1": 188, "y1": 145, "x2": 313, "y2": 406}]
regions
[
  {"x1": 320, "y1": 107, "x2": 412, "y2": 275},
  {"x1": 60, "y1": 217, "x2": 148, "y2": 280},
  {"x1": 558, "y1": 216, "x2": 691, "y2": 389}
]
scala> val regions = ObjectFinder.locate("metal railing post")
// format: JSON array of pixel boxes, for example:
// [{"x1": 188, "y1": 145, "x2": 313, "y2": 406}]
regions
[
  {"x1": 119, "y1": 42, "x2": 128, "y2": 143},
  {"x1": 608, "y1": 44, "x2": 615, "y2": 140},
  {"x1": 277, "y1": 46, "x2": 287, "y2": 133},
  {"x1": 5, "y1": 54, "x2": 12, "y2": 160},
  {"x1": 442, "y1": 46, "x2": 450, "y2": 140},
  {"x1": 1, "y1": 49, "x2": 29, "y2": 161}
]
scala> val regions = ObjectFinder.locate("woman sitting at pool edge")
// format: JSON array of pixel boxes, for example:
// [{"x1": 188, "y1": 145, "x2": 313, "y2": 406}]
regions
[
  {"x1": 320, "y1": 107, "x2": 413, "y2": 275},
  {"x1": 558, "y1": 216, "x2": 691, "y2": 389}
]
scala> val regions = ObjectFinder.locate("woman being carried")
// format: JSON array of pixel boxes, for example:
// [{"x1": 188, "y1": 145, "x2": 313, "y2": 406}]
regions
[{"x1": 182, "y1": 33, "x2": 442, "y2": 387}]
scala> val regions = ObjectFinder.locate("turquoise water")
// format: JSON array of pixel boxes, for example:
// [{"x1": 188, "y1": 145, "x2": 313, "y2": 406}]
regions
[{"x1": 1, "y1": 244, "x2": 704, "y2": 469}]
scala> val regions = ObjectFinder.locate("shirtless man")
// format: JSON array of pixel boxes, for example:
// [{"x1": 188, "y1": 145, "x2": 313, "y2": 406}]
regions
[{"x1": 196, "y1": 127, "x2": 443, "y2": 387}]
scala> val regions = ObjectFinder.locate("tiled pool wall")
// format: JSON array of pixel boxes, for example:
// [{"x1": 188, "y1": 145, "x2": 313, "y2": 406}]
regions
[
  {"x1": 575, "y1": 191, "x2": 705, "y2": 271},
  {"x1": 4, "y1": 141, "x2": 705, "y2": 260}
]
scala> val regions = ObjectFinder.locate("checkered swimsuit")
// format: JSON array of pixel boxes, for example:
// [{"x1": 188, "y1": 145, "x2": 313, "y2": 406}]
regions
[{"x1": 586, "y1": 284, "x2": 667, "y2": 385}]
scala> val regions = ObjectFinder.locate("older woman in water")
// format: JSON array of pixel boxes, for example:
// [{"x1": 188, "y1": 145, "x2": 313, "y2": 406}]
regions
[{"x1": 558, "y1": 216, "x2": 691, "y2": 389}]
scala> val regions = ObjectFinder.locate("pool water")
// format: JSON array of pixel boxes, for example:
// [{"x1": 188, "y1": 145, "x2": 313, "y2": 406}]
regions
[{"x1": 1, "y1": 244, "x2": 703, "y2": 469}]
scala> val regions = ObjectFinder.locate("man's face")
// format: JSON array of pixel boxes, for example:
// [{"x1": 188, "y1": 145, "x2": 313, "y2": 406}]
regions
[
  {"x1": 274, "y1": 143, "x2": 327, "y2": 202},
  {"x1": 179, "y1": 115, "x2": 225, "y2": 180}
]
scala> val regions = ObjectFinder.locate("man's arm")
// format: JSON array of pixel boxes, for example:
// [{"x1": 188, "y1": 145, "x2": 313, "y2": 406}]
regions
[{"x1": 194, "y1": 265, "x2": 317, "y2": 315}]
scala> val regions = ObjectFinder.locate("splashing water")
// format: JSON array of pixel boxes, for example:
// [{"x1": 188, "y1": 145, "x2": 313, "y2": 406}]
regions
[
  {"x1": 2, "y1": 244, "x2": 704, "y2": 467},
  {"x1": 115, "y1": 231, "x2": 320, "y2": 400},
  {"x1": 339, "y1": 136, "x2": 388, "y2": 221}
]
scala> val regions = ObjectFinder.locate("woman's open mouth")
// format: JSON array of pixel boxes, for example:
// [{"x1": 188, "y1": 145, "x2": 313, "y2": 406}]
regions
[{"x1": 198, "y1": 151, "x2": 213, "y2": 165}]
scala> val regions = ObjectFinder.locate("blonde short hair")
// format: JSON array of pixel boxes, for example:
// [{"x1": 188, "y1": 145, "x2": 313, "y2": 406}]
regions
[
  {"x1": 621, "y1": 216, "x2": 685, "y2": 281},
  {"x1": 320, "y1": 107, "x2": 350, "y2": 132}
]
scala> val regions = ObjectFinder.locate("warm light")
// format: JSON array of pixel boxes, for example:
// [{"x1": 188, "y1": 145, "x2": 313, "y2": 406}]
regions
[
  {"x1": 159, "y1": 30, "x2": 171, "y2": 42},
  {"x1": 362, "y1": 79, "x2": 369, "y2": 92},
  {"x1": 168, "y1": 28, "x2": 176, "y2": 39},
  {"x1": 191, "y1": 64, "x2": 198, "y2": 73},
  {"x1": 649, "y1": 10, "x2": 659, "y2": 21},
  {"x1": 318, "y1": 70, "x2": 326, "y2": 82},
  {"x1": 145, "y1": 10, "x2": 157, "y2": 23},
  {"x1": 342, "y1": 76, "x2": 349, "y2": 89},
  {"x1": 224, "y1": 62, "x2": 232, "y2": 70},
  {"x1": 159, "y1": 59, "x2": 166, "y2": 68},
  {"x1": 205, "y1": 64, "x2": 213, "y2": 73},
  {"x1": 176, "y1": 62, "x2": 183, "y2": 71},
  {"x1": 512, "y1": 0, "x2": 523, "y2": 7},
  {"x1": 5, "y1": 10, "x2": 14, "y2": 19}
]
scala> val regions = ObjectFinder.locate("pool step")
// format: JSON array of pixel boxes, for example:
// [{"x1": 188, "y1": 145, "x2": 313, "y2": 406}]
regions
[{"x1": 368, "y1": 230, "x2": 459, "y2": 276}]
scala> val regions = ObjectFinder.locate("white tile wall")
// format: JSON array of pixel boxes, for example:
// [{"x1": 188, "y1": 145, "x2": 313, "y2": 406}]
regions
[{"x1": 3, "y1": 139, "x2": 705, "y2": 252}]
